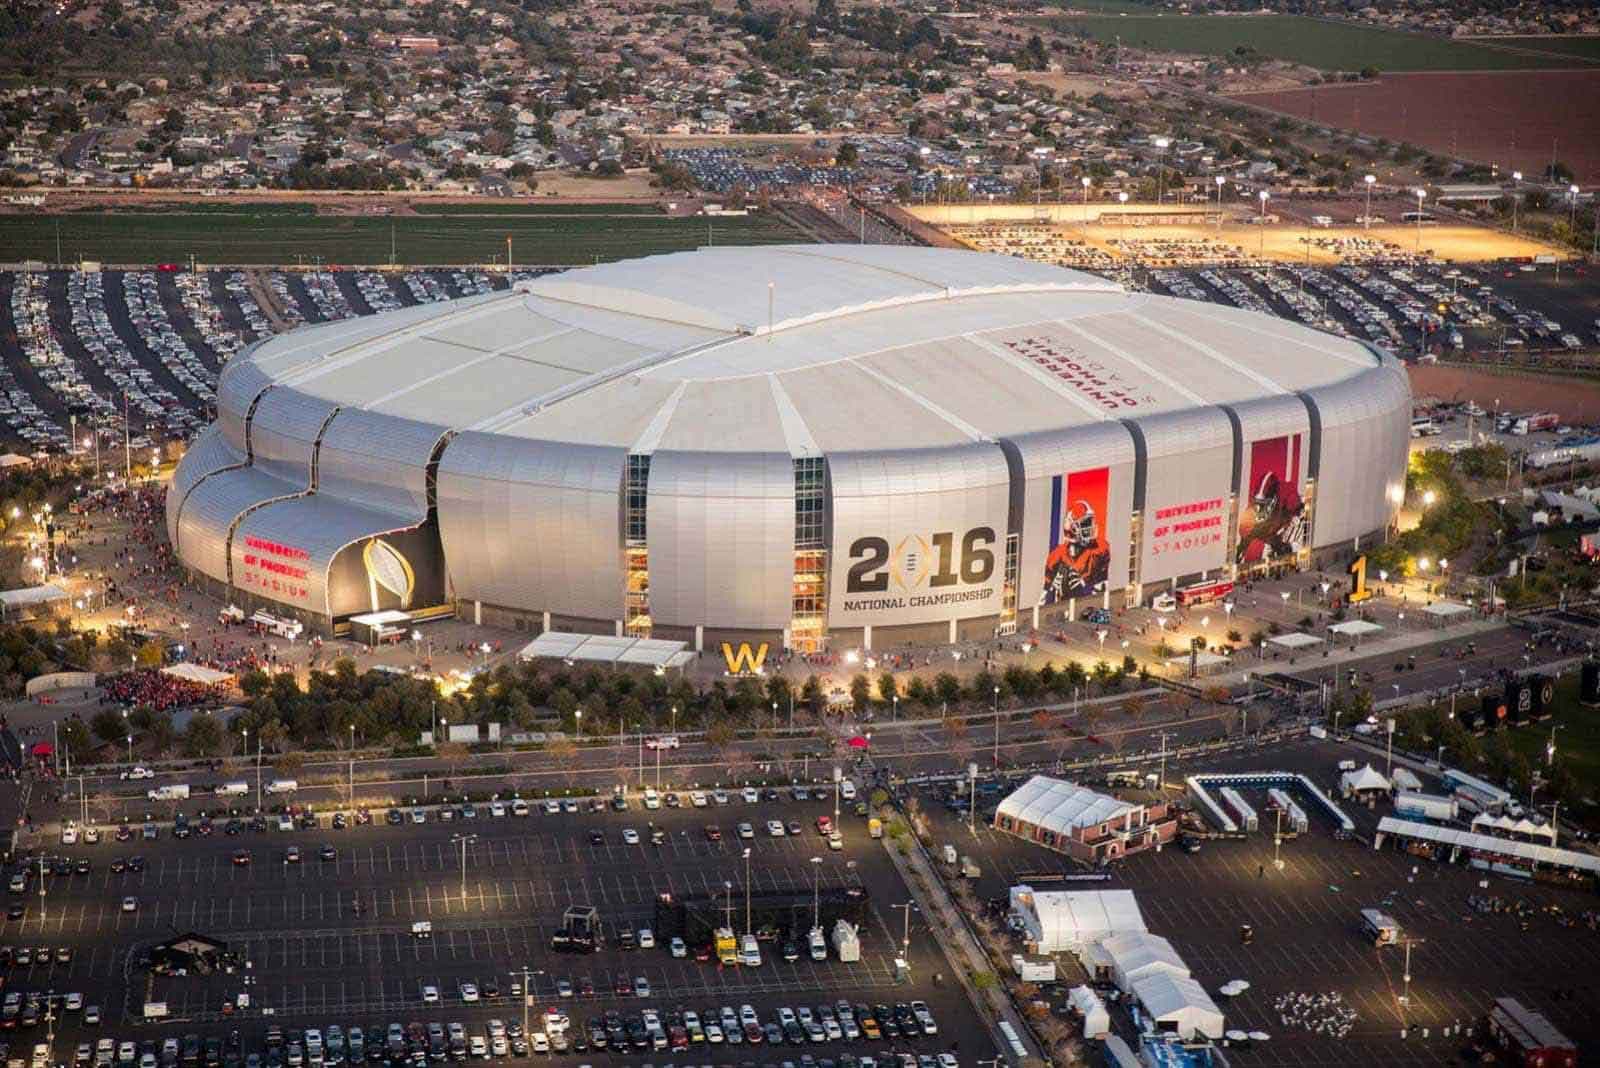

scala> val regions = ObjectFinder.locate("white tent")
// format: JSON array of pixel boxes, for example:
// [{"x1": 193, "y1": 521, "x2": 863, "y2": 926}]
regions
[
  {"x1": 161, "y1": 663, "x2": 234, "y2": 686},
  {"x1": 1067, "y1": 985, "x2": 1110, "y2": 1040},
  {"x1": 1422, "y1": 601, "x2": 1473, "y2": 620},
  {"x1": 1341, "y1": 764, "x2": 1390, "y2": 795},
  {"x1": 1094, "y1": 931, "x2": 1189, "y2": 990},
  {"x1": 0, "y1": 583, "x2": 69, "y2": 619},
  {"x1": 1267, "y1": 632, "x2": 1322, "y2": 650},
  {"x1": 996, "y1": 776, "x2": 1136, "y2": 839},
  {"x1": 1008, "y1": 886, "x2": 1146, "y2": 954},
  {"x1": 1390, "y1": 767, "x2": 1422, "y2": 792},
  {"x1": 1329, "y1": 619, "x2": 1383, "y2": 639},
  {"x1": 1131, "y1": 972, "x2": 1225, "y2": 1040}
]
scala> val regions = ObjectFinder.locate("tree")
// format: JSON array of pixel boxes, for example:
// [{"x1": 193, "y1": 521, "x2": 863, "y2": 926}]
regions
[
  {"x1": 135, "y1": 640, "x2": 164, "y2": 668},
  {"x1": 876, "y1": 672, "x2": 898, "y2": 706},
  {"x1": 91, "y1": 708, "x2": 125, "y2": 744},
  {"x1": 934, "y1": 672, "x2": 962, "y2": 710},
  {"x1": 183, "y1": 714, "x2": 223, "y2": 758},
  {"x1": 835, "y1": 141, "x2": 859, "y2": 167},
  {"x1": 849, "y1": 673, "x2": 872, "y2": 712}
]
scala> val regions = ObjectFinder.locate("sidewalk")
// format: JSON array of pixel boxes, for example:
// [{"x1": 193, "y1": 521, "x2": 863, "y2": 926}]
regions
[{"x1": 879, "y1": 827, "x2": 1041, "y2": 1064}]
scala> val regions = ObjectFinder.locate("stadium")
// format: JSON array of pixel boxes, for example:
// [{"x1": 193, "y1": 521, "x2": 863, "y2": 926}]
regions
[{"x1": 166, "y1": 245, "x2": 1411, "y2": 652}]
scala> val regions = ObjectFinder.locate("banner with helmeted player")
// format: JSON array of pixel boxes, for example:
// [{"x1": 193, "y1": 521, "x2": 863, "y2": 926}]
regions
[
  {"x1": 1236, "y1": 434, "x2": 1307, "y2": 567},
  {"x1": 1042, "y1": 466, "x2": 1112, "y2": 605}
]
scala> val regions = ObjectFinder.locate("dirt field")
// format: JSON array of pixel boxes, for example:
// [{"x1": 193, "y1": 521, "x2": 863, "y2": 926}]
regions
[
  {"x1": 994, "y1": 70, "x2": 1149, "y2": 99},
  {"x1": 1409, "y1": 364, "x2": 1600, "y2": 423},
  {"x1": 1234, "y1": 70, "x2": 1600, "y2": 184},
  {"x1": 907, "y1": 203, "x2": 1565, "y2": 264}
]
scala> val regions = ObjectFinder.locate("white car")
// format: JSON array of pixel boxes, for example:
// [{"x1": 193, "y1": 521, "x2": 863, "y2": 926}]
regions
[
  {"x1": 689, "y1": 791, "x2": 709, "y2": 808},
  {"x1": 121, "y1": 896, "x2": 137, "y2": 913},
  {"x1": 64, "y1": 993, "x2": 83, "y2": 1011},
  {"x1": 420, "y1": 985, "x2": 440, "y2": 1004},
  {"x1": 528, "y1": 1035, "x2": 548, "y2": 1055},
  {"x1": 622, "y1": 828, "x2": 640, "y2": 845},
  {"x1": 669, "y1": 936, "x2": 687, "y2": 958},
  {"x1": 511, "y1": 800, "x2": 530, "y2": 817},
  {"x1": 767, "y1": 820, "x2": 786, "y2": 837},
  {"x1": 543, "y1": 799, "x2": 560, "y2": 815},
  {"x1": 741, "y1": 787, "x2": 759, "y2": 803},
  {"x1": 645, "y1": 735, "x2": 680, "y2": 750},
  {"x1": 638, "y1": 928, "x2": 655, "y2": 949},
  {"x1": 1150, "y1": 592, "x2": 1177, "y2": 613},
  {"x1": 121, "y1": 767, "x2": 154, "y2": 781},
  {"x1": 738, "y1": 822, "x2": 755, "y2": 839},
  {"x1": 459, "y1": 982, "x2": 480, "y2": 1003},
  {"x1": 488, "y1": 801, "x2": 506, "y2": 817}
]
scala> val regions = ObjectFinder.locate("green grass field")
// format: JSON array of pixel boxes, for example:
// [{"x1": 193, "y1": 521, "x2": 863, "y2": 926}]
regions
[
  {"x1": 1488, "y1": 35, "x2": 1600, "y2": 62},
  {"x1": 1055, "y1": 14, "x2": 1586, "y2": 71},
  {"x1": 0, "y1": 210, "x2": 805, "y2": 266},
  {"x1": 1505, "y1": 675, "x2": 1600, "y2": 806}
]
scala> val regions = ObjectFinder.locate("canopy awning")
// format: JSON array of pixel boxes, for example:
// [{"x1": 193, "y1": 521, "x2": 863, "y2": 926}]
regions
[
  {"x1": 0, "y1": 583, "x2": 69, "y2": 609},
  {"x1": 1267, "y1": 632, "x2": 1323, "y2": 649},
  {"x1": 1423, "y1": 601, "x2": 1473, "y2": 618},
  {"x1": 161, "y1": 663, "x2": 235, "y2": 686},
  {"x1": 1329, "y1": 620, "x2": 1383, "y2": 636},
  {"x1": 517, "y1": 632, "x2": 694, "y2": 669}
]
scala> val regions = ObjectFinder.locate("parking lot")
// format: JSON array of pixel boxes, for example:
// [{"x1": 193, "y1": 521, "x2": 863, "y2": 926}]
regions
[
  {"x1": 2, "y1": 788, "x2": 999, "y2": 1068},
  {"x1": 0, "y1": 267, "x2": 536, "y2": 456},
  {"x1": 915, "y1": 736, "x2": 1600, "y2": 1067}
]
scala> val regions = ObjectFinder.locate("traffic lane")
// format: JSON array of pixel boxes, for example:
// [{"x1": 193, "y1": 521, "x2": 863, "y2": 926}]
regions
[{"x1": 1286, "y1": 627, "x2": 1538, "y2": 697}]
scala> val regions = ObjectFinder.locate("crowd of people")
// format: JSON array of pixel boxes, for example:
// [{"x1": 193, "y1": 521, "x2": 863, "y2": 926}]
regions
[{"x1": 99, "y1": 669, "x2": 225, "y2": 712}]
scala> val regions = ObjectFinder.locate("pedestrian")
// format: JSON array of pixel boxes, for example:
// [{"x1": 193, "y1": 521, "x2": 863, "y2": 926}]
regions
[{"x1": 1258, "y1": 863, "x2": 1264, "y2": 878}]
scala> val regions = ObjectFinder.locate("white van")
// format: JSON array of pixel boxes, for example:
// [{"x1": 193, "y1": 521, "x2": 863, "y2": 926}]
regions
[
  {"x1": 265, "y1": 779, "x2": 298, "y2": 795},
  {"x1": 61, "y1": 822, "x2": 79, "y2": 845},
  {"x1": 215, "y1": 782, "x2": 249, "y2": 797},
  {"x1": 642, "y1": 789, "x2": 661, "y2": 810},
  {"x1": 839, "y1": 781, "x2": 857, "y2": 801},
  {"x1": 147, "y1": 784, "x2": 190, "y2": 801},
  {"x1": 739, "y1": 933, "x2": 762, "y2": 967}
]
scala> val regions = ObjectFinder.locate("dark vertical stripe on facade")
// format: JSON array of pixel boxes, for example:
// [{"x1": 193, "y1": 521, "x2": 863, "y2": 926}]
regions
[
  {"x1": 1295, "y1": 393, "x2": 1323, "y2": 479},
  {"x1": 1118, "y1": 419, "x2": 1149, "y2": 513},
  {"x1": 1217, "y1": 406, "x2": 1244, "y2": 495}
]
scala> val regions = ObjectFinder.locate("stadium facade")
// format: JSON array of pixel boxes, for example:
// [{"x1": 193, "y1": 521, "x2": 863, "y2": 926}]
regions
[{"x1": 167, "y1": 245, "x2": 1410, "y2": 650}]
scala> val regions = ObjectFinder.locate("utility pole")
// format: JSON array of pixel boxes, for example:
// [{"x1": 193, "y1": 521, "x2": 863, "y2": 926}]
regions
[
  {"x1": 451, "y1": 834, "x2": 477, "y2": 905},
  {"x1": 742, "y1": 848, "x2": 752, "y2": 935},
  {"x1": 891, "y1": 902, "x2": 915, "y2": 960},
  {"x1": 1157, "y1": 731, "x2": 1171, "y2": 790}
]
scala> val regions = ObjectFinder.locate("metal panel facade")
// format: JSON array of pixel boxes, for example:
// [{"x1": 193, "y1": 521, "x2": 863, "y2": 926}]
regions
[
  {"x1": 1011, "y1": 423, "x2": 1138, "y2": 610},
  {"x1": 167, "y1": 425, "x2": 243, "y2": 553},
  {"x1": 1134, "y1": 407, "x2": 1234, "y2": 585},
  {"x1": 317, "y1": 409, "x2": 445, "y2": 521},
  {"x1": 827, "y1": 445, "x2": 1011, "y2": 629},
  {"x1": 231, "y1": 495, "x2": 410, "y2": 617},
  {"x1": 647, "y1": 451, "x2": 794, "y2": 631},
  {"x1": 249, "y1": 387, "x2": 338, "y2": 487},
  {"x1": 1305, "y1": 365, "x2": 1411, "y2": 547},
  {"x1": 215, "y1": 358, "x2": 274, "y2": 453},
  {"x1": 176, "y1": 465, "x2": 296, "y2": 584},
  {"x1": 437, "y1": 433, "x2": 624, "y2": 621}
]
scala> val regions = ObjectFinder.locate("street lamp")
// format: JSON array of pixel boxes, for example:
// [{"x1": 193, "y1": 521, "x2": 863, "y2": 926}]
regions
[
  {"x1": 991, "y1": 685, "x2": 1001, "y2": 768},
  {"x1": 742, "y1": 847, "x2": 753, "y2": 935},
  {"x1": 450, "y1": 833, "x2": 478, "y2": 905},
  {"x1": 1081, "y1": 175, "x2": 1091, "y2": 221},
  {"x1": 1422, "y1": 489, "x2": 1436, "y2": 507},
  {"x1": 1153, "y1": 136, "x2": 1170, "y2": 205},
  {"x1": 1117, "y1": 190, "x2": 1129, "y2": 231},
  {"x1": 1214, "y1": 175, "x2": 1225, "y2": 229},
  {"x1": 1363, "y1": 173, "x2": 1376, "y2": 229},
  {"x1": 809, "y1": 856, "x2": 823, "y2": 931},
  {"x1": 1510, "y1": 171, "x2": 1522, "y2": 231},
  {"x1": 1257, "y1": 189, "x2": 1269, "y2": 256},
  {"x1": 1413, "y1": 188, "x2": 1427, "y2": 251}
]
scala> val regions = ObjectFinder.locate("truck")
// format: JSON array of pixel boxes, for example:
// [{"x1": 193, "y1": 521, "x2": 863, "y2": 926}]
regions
[
  {"x1": 831, "y1": 921, "x2": 860, "y2": 963},
  {"x1": 147, "y1": 784, "x2": 190, "y2": 802},
  {"x1": 142, "y1": 1003, "x2": 169, "y2": 1020},
  {"x1": 215, "y1": 782, "x2": 250, "y2": 797},
  {"x1": 265, "y1": 779, "x2": 298, "y2": 795},
  {"x1": 1511, "y1": 412, "x2": 1559, "y2": 436},
  {"x1": 1010, "y1": 954, "x2": 1056, "y2": 983},
  {"x1": 1360, "y1": 908, "x2": 1401, "y2": 946},
  {"x1": 714, "y1": 927, "x2": 739, "y2": 966},
  {"x1": 867, "y1": 817, "x2": 883, "y2": 839},
  {"x1": 1394, "y1": 791, "x2": 1458, "y2": 822},
  {"x1": 808, "y1": 925, "x2": 827, "y2": 961}
]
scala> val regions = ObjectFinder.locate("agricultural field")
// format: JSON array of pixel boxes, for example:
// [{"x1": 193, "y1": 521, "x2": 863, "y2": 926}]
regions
[
  {"x1": 1238, "y1": 70, "x2": 1600, "y2": 184},
  {"x1": 1486, "y1": 34, "x2": 1600, "y2": 62},
  {"x1": 0, "y1": 208, "x2": 804, "y2": 266},
  {"x1": 410, "y1": 202, "x2": 668, "y2": 215},
  {"x1": 1054, "y1": 14, "x2": 1587, "y2": 71}
]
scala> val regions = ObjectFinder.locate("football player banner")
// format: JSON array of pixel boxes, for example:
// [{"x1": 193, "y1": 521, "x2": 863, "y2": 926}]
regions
[
  {"x1": 1042, "y1": 466, "x2": 1111, "y2": 605},
  {"x1": 1237, "y1": 435, "x2": 1307, "y2": 566}
]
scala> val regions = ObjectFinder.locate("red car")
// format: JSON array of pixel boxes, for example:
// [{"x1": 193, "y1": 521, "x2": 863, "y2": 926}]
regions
[{"x1": 703, "y1": 825, "x2": 722, "y2": 842}]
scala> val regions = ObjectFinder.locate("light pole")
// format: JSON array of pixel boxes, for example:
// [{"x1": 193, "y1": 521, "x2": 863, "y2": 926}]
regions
[
  {"x1": 891, "y1": 902, "x2": 915, "y2": 960},
  {"x1": 991, "y1": 685, "x2": 1001, "y2": 769},
  {"x1": 1081, "y1": 176, "x2": 1091, "y2": 222},
  {"x1": 1153, "y1": 136, "x2": 1170, "y2": 205},
  {"x1": 1385, "y1": 716, "x2": 1397, "y2": 775},
  {"x1": 1117, "y1": 190, "x2": 1128, "y2": 232},
  {"x1": 1272, "y1": 806, "x2": 1284, "y2": 870},
  {"x1": 742, "y1": 848, "x2": 753, "y2": 935},
  {"x1": 1214, "y1": 175, "x2": 1225, "y2": 229},
  {"x1": 1510, "y1": 171, "x2": 1522, "y2": 231},
  {"x1": 810, "y1": 856, "x2": 822, "y2": 931},
  {"x1": 637, "y1": 725, "x2": 644, "y2": 786},
  {"x1": 348, "y1": 723, "x2": 356, "y2": 805},
  {"x1": 451, "y1": 833, "x2": 477, "y2": 905},
  {"x1": 1414, "y1": 188, "x2": 1426, "y2": 252},
  {"x1": 125, "y1": 733, "x2": 132, "y2": 765},
  {"x1": 1363, "y1": 173, "x2": 1375, "y2": 229},
  {"x1": 1257, "y1": 189, "x2": 1269, "y2": 256}
]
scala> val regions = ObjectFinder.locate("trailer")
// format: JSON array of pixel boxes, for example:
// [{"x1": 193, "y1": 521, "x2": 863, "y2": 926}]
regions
[
  {"x1": 831, "y1": 920, "x2": 861, "y2": 963},
  {"x1": 1266, "y1": 788, "x2": 1309, "y2": 834},
  {"x1": 1394, "y1": 791, "x2": 1458, "y2": 822},
  {"x1": 1217, "y1": 786, "x2": 1259, "y2": 832},
  {"x1": 1359, "y1": 908, "x2": 1400, "y2": 946}
]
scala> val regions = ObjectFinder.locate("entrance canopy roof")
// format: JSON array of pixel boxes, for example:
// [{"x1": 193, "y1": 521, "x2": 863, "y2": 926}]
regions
[{"x1": 517, "y1": 632, "x2": 695, "y2": 669}]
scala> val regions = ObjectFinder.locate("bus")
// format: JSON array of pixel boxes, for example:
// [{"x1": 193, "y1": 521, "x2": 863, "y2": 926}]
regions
[
  {"x1": 1176, "y1": 578, "x2": 1234, "y2": 607},
  {"x1": 1410, "y1": 418, "x2": 1441, "y2": 437}
]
